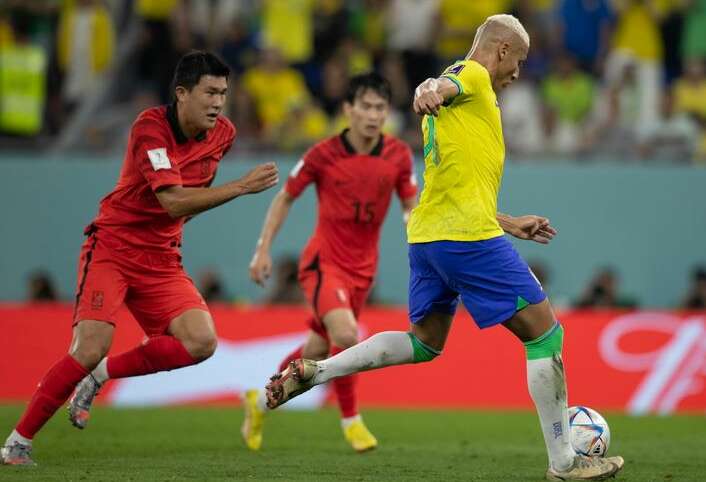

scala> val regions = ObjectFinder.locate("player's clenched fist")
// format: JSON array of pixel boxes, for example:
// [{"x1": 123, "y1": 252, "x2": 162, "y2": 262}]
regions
[
  {"x1": 239, "y1": 162, "x2": 279, "y2": 194},
  {"x1": 414, "y1": 78, "x2": 446, "y2": 116},
  {"x1": 249, "y1": 249, "x2": 272, "y2": 286}
]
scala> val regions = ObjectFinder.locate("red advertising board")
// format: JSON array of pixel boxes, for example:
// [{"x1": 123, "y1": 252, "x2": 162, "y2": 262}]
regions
[{"x1": 1, "y1": 304, "x2": 704, "y2": 414}]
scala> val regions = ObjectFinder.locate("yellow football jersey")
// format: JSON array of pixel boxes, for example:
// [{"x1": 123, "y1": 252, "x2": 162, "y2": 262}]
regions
[{"x1": 407, "y1": 60, "x2": 505, "y2": 243}]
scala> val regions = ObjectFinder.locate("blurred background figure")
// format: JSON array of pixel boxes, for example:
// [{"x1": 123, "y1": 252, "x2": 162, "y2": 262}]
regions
[
  {"x1": 134, "y1": 0, "x2": 182, "y2": 104},
  {"x1": 528, "y1": 259, "x2": 571, "y2": 310},
  {"x1": 672, "y1": 58, "x2": 706, "y2": 163},
  {"x1": 264, "y1": 255, "x2": 306, "y2": 305},
  {"x1": 541, "y1": 53, "x2": 595, "y2": 156},
  {"x1": 681, "y1": 266, "x2": 706, "y2": 309},
  {"x1": 636, "y1": 92, "x2": 700, "y2": 162},
  {"x1": 0, "y1": 9, "x2": 47, "y2": 138},
  {"x1": 57, "y1": 0, "x2": 115, "y2": 115},
  {"x1": 27, "y1": 270, "x2": 58, "y2": 302},
  {"x1": 242, "y1": 47, "x2": 311, "y2": 146},
  {"x1": 575, "y1": 267, "x2": 639, "y2": 309},
  {"x1": 604, "y1": 0, "x2": 664, "y2": 131},
  {"x1": 198, "y1": 269, "x2": 228, "y2": 303},
  {"x1": 555, "y1": 0, "x2": 614, "y2": 74}
]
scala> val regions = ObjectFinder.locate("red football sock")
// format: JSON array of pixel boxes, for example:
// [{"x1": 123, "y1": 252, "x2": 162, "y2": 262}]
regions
[
  {"x1": 15, "y1": 355, "x2": 88, "y2": 439},
  {"x1": 278, "y1": 345, "x2": 304, "y2": 372},
  {"x1": 106, "y1": 335, "x2": 196, "y2": 379},
  {"x1": 330, "y1": 346, "x2": 358, "y2": 418}
]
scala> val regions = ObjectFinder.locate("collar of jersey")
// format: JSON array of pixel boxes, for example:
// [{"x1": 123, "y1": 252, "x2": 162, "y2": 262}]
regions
[
  {"x1": 340, "y1": 128, "x2": 384, "y2": 156},
  {"x1": 166, "y1": 103, "x2": 207, "y2": 144}
]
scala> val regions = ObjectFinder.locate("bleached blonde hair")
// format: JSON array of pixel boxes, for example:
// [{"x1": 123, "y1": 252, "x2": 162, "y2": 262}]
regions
[{"x1": 470, "y1": 14, "x2": 530, "y2": 53}]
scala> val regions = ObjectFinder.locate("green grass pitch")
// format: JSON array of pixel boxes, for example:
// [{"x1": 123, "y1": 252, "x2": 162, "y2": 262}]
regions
[{"x1": 1, "y1": 405, "x2": 704, "y2": 481}]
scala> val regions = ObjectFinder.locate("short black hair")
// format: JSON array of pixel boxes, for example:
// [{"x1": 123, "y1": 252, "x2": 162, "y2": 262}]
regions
[
  {"x1": 171, "y1": 50, "x2": 230, "y2": 93},
  {"x1": 344, "y1": 72, "x2": 392, "y2": 104}
]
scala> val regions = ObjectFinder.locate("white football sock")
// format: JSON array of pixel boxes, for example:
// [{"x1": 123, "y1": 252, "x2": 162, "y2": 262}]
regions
[
  {"x1": 527, "y1": 356, "x2": 575, "y2": 471},
  {"x1": 341, "y1": 414, "x2": 362, "y2": 429},
  {"x1": 313, "y1": 331, "x2": 414, "y2": 385},
  {"x1": 91, "y1": 358, "x2": 109, "y2": 384},
  {"x1": 6, "y1": 429, "x2": 32, "y2": 446},
  {"x1": 256, "y1": 389, "x2": 270, "y2": 412}
]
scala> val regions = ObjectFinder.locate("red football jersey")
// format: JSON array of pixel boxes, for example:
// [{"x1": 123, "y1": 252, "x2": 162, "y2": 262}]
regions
[
  {"x1": 285, "y1": 130, "x2": 417, "y2": 281},
  {"x1": 91, "y1": 105, "x2": 235, "y2": 251}
]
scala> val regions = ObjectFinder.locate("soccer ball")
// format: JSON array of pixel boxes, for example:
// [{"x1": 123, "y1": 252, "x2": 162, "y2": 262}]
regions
[{"x1": 568, "y1": 406, "x2": 611, "y2": 457}]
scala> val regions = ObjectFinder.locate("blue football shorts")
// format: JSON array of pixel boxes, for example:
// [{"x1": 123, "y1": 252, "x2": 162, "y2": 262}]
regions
[{"x1": 408, "y1": 236, "x2": 546, "y2": 328}]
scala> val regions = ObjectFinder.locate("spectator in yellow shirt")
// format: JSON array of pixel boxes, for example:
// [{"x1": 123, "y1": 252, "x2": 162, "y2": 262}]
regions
[
  {"x1": 604, "y1": 0, "x2": 664, "y2": 130},
  {"x1": 242, "y1": 47, "x2": 312, "y2": 142},
  {"x1": 673, "y1": 58, "x2": 706, "y2": 162},
  {"x1": 57, "y1": 0, "x2": 115, "y2": 110}
]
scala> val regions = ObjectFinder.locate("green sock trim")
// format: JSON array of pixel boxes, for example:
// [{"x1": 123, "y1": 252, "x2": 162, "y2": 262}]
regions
[
  {"x1": 516, "y1": 296, "x2": 530, "y2": 311},
  {"x1": 407, "y1": 332, "x2": 440, "y2": 363},
  {"x1": 524, "y1": 323, "x2": 563, "y2": 360}
]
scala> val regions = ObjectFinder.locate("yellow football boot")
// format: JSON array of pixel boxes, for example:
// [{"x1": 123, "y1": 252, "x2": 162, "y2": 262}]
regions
[
  {"x1": 240, "y1": 389, "x2": 265, "y2": 451},
  {"x1": 342, "y1": 419, "x2": 378, "y2": 453}
]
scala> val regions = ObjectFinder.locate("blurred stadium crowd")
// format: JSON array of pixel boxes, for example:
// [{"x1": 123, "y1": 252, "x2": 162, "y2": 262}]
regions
[{"x1": 1, "y1": 0, "x2": 705, "y2": 161}]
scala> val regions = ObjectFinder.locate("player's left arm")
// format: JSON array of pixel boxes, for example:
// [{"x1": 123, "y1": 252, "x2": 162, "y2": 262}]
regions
[
  {"x1": 497, "y1": 212, "x2": 558, "y2": 245},
  {"x1": 413, "y1": 77, "x2": 460, "y2": 117}
]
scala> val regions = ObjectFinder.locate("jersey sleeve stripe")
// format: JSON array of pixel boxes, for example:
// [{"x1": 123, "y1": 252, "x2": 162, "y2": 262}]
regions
[{"x1": 441, "y1": 75, "x2": 464, "y2": 105}]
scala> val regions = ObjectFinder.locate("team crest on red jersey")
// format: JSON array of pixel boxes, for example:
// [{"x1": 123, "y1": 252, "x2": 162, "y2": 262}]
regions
[
  {"x1": 91, "y1": 290, "x2": 104, "y2": 310},
  {"x1": 201, "y1": 159, "x2": 210, "y2": 177}
]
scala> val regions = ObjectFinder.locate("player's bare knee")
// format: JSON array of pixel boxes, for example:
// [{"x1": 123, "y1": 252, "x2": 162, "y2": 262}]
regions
[
  {"x1": 330, "y1": 329, "x2": 358, "y2": 349},
  {"x1": 185, "y1": 333, "x2": 218, "y2": 361},
  {"x1": 70, "y1": 344, "x2": 108, "y2": 371}
]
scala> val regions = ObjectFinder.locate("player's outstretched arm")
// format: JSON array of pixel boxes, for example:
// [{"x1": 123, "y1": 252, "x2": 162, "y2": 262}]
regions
[
  {"x1": 497, "y1": 212, "x2": 558, "y2": 244},
  {"x1": 155, "y1": 162, "x2": 279, "y2": 219},
  {"x1": 413, "y1": 77, "x2": 459, "y2": 117},
  {"x1": 249, "y1": 189, "x2": 295, "y2": 287}
]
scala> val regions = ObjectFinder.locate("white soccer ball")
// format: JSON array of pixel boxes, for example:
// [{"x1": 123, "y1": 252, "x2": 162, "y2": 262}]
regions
[{"x1": 568, "y1": 406, "x2": 611, "y2": 457}]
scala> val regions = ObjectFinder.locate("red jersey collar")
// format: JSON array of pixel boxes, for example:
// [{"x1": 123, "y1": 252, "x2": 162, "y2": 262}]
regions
[
  {"x1": 340, "y1": 128, "x2": 384, "y2": 156},
  {"x1": 166, "y1": 103, "x2": 207, "y2": 144}
]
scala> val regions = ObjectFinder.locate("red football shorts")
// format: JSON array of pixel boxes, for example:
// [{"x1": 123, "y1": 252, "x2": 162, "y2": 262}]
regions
[
  {"x1": 73, "y1": 230, "x2": 208, "y2": 336},
  {"x1": 298, "y1": 265, "x2": 371, "y2": 339}
]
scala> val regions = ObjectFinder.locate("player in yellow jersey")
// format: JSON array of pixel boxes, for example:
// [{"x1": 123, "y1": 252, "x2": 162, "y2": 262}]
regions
[{"x1": 262, "y1": 14, "x2": 624, "y2": 481}]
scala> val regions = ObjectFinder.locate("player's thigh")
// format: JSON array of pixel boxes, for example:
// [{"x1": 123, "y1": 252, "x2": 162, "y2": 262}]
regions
[
  {"x1": 322, "y1": 308, "x2": 359, "y2": 348},
  {"x1": 300, "y1": 269, "x2": 358, "y2": 346},
  {"x1": 408, "y1": 242, "x2": 459, "y2": 328},
  {"x1": 167, "y1": 308, "x2": 217, "y2": 360},
  {"x1": 70, "y1": 320, "x2": 115, "y2": 369},
  {"x1": 446, "y1": 237, "x2": 547, "y2": 330},
  {"x1": 409, "y1": 311, "x2": 454, "y2": 352},
  {"x1": 73, "y1": 235, "x2": 128, "y2": 327},
  {"x1": 502, "y1": 298, "x2": 556, "y2": 342},
  {"x1": 127, "y1": 269, "x2": 209, "y2": 338},
  {"x1": 350, "y1": 283, "x2": 372, "y2": 319},
  {"x1": 301, "y1": 329, "x2": 330, "y2": 360}
]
